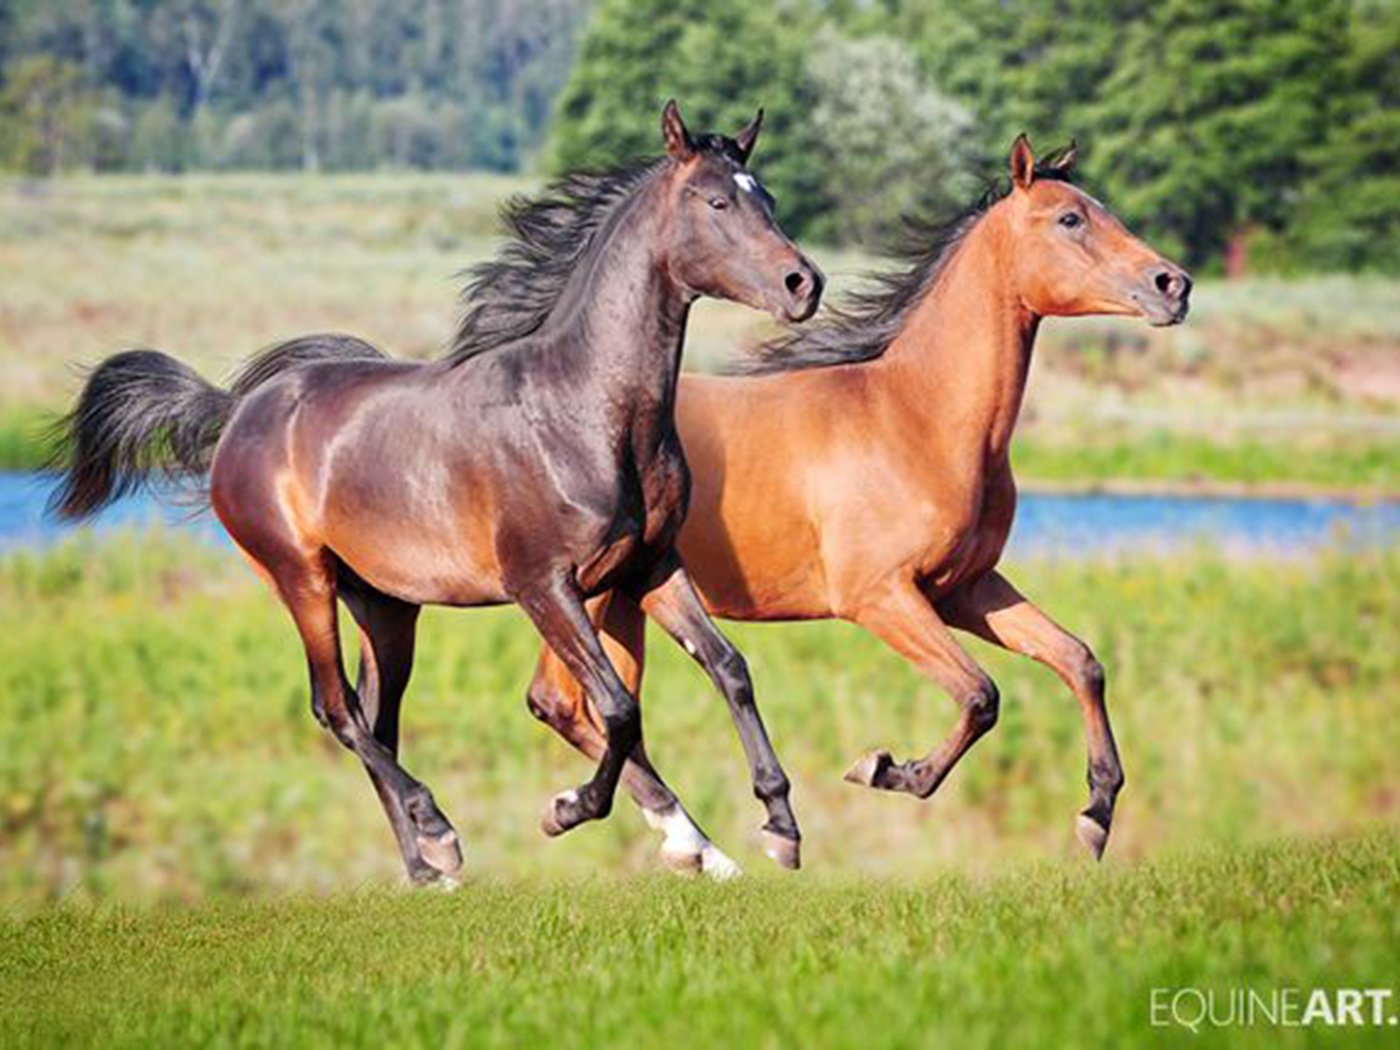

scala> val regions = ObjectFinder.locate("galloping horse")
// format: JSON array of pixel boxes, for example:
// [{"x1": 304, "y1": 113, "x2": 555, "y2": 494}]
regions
[
  {"x1": 528, "y1": 136, "x2": 1191, "y2": 869},
  {"x1": 52, "y1": 101, "x2": 822, "y2": 885}
]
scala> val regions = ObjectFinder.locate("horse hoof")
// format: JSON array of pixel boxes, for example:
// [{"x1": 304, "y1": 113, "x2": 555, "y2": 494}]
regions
[
  {"x1": 1075, "y1": 813, "x2": 1110, "y2": 861},
  {"x1": 541, "y1": 789, "x2": 581, "y2": 838},
  {"x1": 761, "y1": 829, "x2": 801, "y2": 870},
  {"x1": 416, "y1": 827, "x2": 463, "y2": 877},
  {"x1": 659, "y1": 847, "x2": 704, "y2": 876},
  {"x1": 700, "y1": 845, "x2": 743, "y2": 882},
  {"x1": 844, "y1": 749, "x2": 894, "y2": 789}
]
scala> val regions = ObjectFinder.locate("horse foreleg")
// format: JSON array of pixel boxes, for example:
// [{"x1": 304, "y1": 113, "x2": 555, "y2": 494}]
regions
[
  {"x1": 635, "y1": 556, "x2": 801, "y2": 870},
  {"x1": 937, "y1": 570, "x2": 1123, "y2": 860},
  {"x1": 526, "y1": 593, "x2": 740, "y2": 878},
  {"x1": 843, "y1": 578, "x2": 1001, "y2": 801}
]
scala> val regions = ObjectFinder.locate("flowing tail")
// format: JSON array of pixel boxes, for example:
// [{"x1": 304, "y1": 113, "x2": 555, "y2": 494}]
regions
[{"x1": 49, "y1": 334, "x2": 388, "y2": 521}]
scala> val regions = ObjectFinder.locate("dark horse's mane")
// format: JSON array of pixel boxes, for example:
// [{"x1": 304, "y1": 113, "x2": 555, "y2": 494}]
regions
[
  {"x1": 448, "y1": 134, "x2": 750, "y2": 364},
  {"x1": 446, "y1": 158, "x2": 661, "y2": 363},
  {"x1": 737, "y1": 149, "x2": 1076, "y2": 376}
]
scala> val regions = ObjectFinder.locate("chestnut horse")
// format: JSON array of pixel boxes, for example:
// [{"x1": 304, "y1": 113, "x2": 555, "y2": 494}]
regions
[
  {"x1": 51, "y1": 101, "x2": 822, "y2": 885},
  {"x1": 528, "y1": 136, "x2": 1191, "y2": 872}
]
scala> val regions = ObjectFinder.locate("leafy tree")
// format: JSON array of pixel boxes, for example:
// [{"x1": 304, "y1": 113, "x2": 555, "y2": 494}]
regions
[
  {"x1": 803, "y1": 29, "x2": 977, "y2": 244},
  {"x1": 0, "y1": 55, "x2": 95, "y2": 174},
  {"x1": 1085, "y1": 0, "x2": 1351, "y2": 269},
  {"x1": 548, "y1": 0, "x2": 827, "y2": 232},
  {"x1": 1290, "y1": 1, "x2": 1400, "y2": 271}
]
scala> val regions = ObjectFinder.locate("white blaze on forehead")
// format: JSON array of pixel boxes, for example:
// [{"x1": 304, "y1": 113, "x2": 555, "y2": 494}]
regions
[{"x1": 734, "y1": 172, "x2": 759, "y2": 194}]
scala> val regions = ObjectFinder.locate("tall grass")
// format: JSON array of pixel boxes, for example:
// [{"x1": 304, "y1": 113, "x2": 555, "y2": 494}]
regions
[{"x1": 1, "y1": 534, "x2": 1396, "y2": 905}]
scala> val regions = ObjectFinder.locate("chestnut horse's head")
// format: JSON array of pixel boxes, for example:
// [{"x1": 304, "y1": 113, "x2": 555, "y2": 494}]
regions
[
  {"x1": 998, "y1": 135, "x2": 1191, "y2": 326},
  {"x1": 655, "y1": 100, "x2": 823, "y2": 323}
]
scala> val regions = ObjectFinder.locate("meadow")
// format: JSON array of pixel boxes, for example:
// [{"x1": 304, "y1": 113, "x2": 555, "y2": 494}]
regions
[
  {"x1": 2, "y1": 174, "x2": 1397, "y2": 489},
  {"x1": 1, "y1": 174, "x2": 1398, "y2": 1046},
  {"x1": 1, "y1": 535, "x2": 1396, "y2": 900},
  {"x1": 0, "y1": 535, "x2": 1398, "y2": 1046}
]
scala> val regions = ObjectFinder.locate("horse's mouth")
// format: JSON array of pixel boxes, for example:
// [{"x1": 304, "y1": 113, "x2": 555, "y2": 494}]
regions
[{"x1": 1133, "y1": 292, "x2": 1191, "y2": 327}]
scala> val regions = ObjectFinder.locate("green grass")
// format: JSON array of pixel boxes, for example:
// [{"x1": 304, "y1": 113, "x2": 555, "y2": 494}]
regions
[
  {"x1": 2, "y1": 536, "x2": 1397, "y2": 904},
  {"x1": 2, "y1": 833, "x2": 1398, "y2": 1048},
  {"x1": 1014, "y1": 431, "x2": 1399, "y2": 490},
  {"x1": 2, "y1": 173, "x2": 1399, "y2": 484}
]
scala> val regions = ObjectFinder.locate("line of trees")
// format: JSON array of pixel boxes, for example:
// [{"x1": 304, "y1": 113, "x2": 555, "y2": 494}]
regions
[
  {"x1": 0, "y1": 0, "x2": 589, "y2": 174},
  {"x1": 1, "y1": 0, "x2": 1396, "y2": 272},
  {"x1": 551, "y1": 0, "x2": 1399, "y2": 272}
]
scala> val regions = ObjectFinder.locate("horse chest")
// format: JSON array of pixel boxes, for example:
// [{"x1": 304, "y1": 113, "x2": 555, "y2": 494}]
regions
[
  {"x1": 574, "y1": 447, "x2": 687, "y2": 593},
  {"x1": 917, "y1": 472, "x2": 1015, "y2": 593}
]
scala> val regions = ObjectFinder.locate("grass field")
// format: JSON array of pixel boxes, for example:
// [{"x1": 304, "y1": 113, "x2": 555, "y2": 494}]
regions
[
  {"x1": 3, "y1": 832, "x2": 1399, "y2": 1048},
  {"x1": 2, "y1": 535, "x2": 1396, "y2": 904},
  {"x1": 2, "y1": 174, "x2": 1397, "y2": 486},
  {"x1": 1, "y1": 174, "x2": 1398, "y2": 1046}
]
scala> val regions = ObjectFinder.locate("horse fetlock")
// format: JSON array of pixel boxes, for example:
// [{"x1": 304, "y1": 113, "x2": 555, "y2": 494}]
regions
[{"x1": 1088, "y1": 758, "x2": 1125, "y2": 799}]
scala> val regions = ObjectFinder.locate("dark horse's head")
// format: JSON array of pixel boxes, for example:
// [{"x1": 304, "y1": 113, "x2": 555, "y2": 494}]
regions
[{"x1": 656, "y1": 100, "x2": 823, "y2": 323}]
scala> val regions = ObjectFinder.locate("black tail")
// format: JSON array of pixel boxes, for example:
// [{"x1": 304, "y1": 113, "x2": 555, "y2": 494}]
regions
[{"x1": 49, "y1": 333, "x2": 388, "y2": 521}]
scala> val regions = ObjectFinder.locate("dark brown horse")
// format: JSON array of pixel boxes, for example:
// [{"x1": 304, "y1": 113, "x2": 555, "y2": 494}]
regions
[
  {"x1": 528, "y1": 137, "x2": 1192, "y2": 872},
  {"x1": 51, "y1": 101, "x2": 822, "y2": 886}
]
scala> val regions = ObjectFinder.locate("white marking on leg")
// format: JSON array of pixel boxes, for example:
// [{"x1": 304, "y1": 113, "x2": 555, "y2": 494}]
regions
[{"x1": 645, "y1": 804, "x2": 743, "y2": 880}]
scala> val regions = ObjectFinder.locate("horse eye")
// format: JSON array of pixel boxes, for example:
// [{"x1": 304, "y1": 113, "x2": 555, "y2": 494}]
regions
[
  {"x1": 1058, "y1": 212, "x2": 1083, "y2": 229},
  {"x1": 708, "y1": 197, "x2": 729, "y2": 211}
]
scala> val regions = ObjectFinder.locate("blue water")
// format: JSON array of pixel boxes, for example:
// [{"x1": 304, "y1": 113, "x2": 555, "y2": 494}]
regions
[{"x1": 2, "y1": 471, "x2": 1397, "y2": 558}]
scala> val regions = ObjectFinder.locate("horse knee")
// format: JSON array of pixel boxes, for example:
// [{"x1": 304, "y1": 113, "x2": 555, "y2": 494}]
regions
[
  {"x1": 962, "y1": 676, "x2": 1000, "y2": 735},
  {"x1": 601, "y1": 697, "x2": 641, "y2": 755}
]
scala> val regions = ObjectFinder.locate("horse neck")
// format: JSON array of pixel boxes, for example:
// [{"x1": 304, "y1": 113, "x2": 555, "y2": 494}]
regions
[
  {"x1": 878, "y1": 207, "x2": 1039, "y2": 468},
  {"x1": 550, "y1": 180, "x2": 691, "y2": 421}
]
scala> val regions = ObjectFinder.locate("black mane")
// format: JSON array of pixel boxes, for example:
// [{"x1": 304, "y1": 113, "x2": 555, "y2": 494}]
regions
[
  {"x1": 446, "y1": 158, "x2": 663, "y2": 363},
  {"x1": 737, "y1": 152, "x2": 1076, "y2": 376}
]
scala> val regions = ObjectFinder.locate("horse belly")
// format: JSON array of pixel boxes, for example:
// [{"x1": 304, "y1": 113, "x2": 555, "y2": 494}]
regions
[{"x1": 321, "y1": 485, "x2": 509, "y2": 607}]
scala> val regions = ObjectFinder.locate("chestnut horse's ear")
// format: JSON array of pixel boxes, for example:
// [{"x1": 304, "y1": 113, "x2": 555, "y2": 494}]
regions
[
  {"x1": 662, "y1": 99, "x2": 696, "y2": 161},
  {"x1": 1009, "y1": 133, "x2": 1036, "y2": 191},
  {"x1": 1046, "y1": 139, "x2": 1079, "y2": 174},
  {"x1": 733, "y1": 107, "x2": 764, "y2": 164}
]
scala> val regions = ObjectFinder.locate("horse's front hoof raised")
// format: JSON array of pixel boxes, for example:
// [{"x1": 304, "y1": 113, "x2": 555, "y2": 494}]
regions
[
  {"x1": 761, "y1": 828, "x2": 801, "y2": 870},
  {"x1": 1075, "y1": 812, "x2": 1110, "y2": 861},
  {"x1": 540, "y1": 789, "x2": 584, "y2": 837},
  {"x1": 844, "y1": 749, "x2": 894, "y2": 789}
]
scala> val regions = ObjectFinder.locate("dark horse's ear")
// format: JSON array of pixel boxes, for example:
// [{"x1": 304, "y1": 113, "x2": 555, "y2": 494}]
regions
[
  {"x1": 1009, "y1": 133, "x2": 1036, "y2": 191},
  {"x1": 662, "y1": 99, "x2": 696, "y2": 161},
  {"x1": 732, "y1": 108, "x2": 764, "y2": 164}
]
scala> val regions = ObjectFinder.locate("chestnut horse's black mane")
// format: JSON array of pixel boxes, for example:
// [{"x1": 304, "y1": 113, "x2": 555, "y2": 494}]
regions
[
  {"x1": 738, "y1": 148, "x2": 1076, "y2": 376},
  {"x1": 447, "y1": 134, "x2": 749, "y2": 365}
]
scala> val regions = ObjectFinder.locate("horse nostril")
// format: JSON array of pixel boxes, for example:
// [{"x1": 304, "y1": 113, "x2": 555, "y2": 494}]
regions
[
  {"x1": 1154, "y1": 268, "x2": 1191, "y2": 299},
  {"x1": 785, "y1": 271, "x2": 808, "y2": 298}
]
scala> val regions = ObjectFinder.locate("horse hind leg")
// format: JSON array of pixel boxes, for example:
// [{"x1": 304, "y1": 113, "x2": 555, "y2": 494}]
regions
[
  {"x1": 937, "y1": 571, "x2": 1124, "y2": 860},
  {"x1": 268, "y1": 547, "x2": 462, "y2": 885},
  {"x1": 338, "y1": 575, "x2": 451, "y2": 884}
]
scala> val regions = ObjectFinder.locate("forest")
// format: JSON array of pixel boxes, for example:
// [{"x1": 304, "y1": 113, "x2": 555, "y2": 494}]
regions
[{"x1": 1, "y1": 0, "x2": 1397, "y2": 270}]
